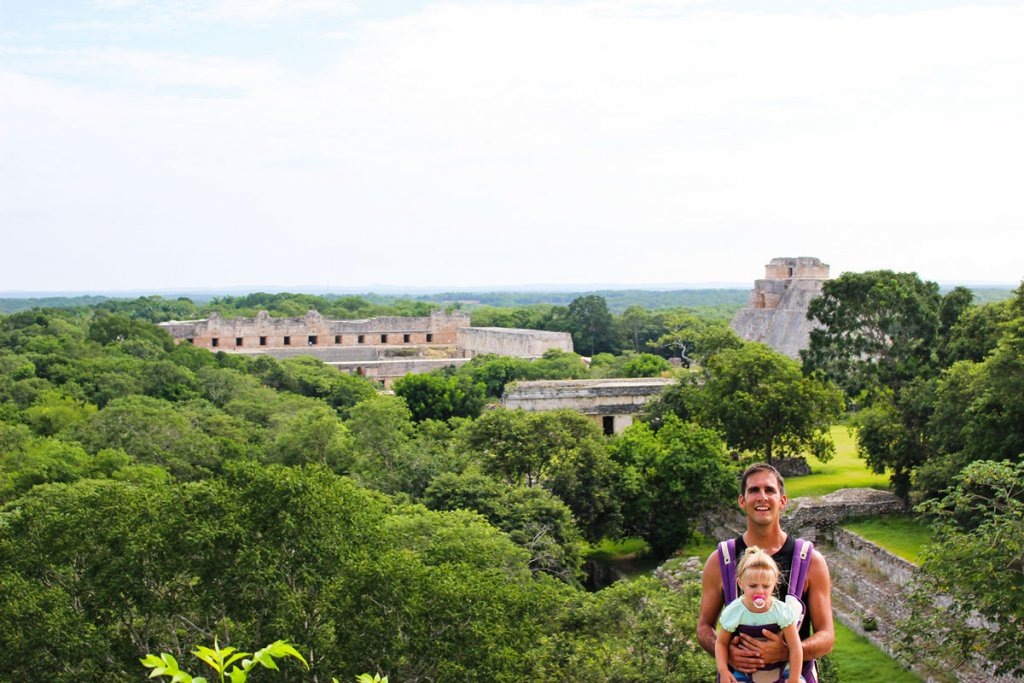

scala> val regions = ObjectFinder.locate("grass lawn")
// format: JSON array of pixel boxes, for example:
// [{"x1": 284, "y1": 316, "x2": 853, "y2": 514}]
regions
[
  {"x1": 783, "y1": 425, "x2": 891, "y2": 498},
  {"x1": 832, "y1": 620, "x2": 921, "y2": 682},
  {"x1": 842, "y1": 514, "x2": 932, "y2": 563},
  {"x1": 585, "y1": 536, "x2": 650, "y2": 562}
]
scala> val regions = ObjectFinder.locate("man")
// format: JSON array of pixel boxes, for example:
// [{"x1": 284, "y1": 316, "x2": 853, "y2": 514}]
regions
[{"x1": 698, "y1": 463, "x2": 834, "y2": 679}]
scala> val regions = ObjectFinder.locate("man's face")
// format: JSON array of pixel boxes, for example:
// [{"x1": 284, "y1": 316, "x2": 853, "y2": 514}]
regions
[{"x1": 739, "y1": 470, "x2": 787, "y2": 525}]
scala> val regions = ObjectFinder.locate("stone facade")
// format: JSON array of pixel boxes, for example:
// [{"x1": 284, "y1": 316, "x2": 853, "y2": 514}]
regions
[
  {"x1": 158, "y1": 310, "x2": 470, "y2": 351},
  {"x1": 730, "y1": 257, "x2": 829, "y2": 358},
  {"x1": 501, "y1": 377, "x2": 674, "y2": 434},
  {"x1": 158, "y1": 311, "x2": 574, "y2": 388},
  {"x1": 457, "y1": 327, "x2": 574, "y2": 358}
]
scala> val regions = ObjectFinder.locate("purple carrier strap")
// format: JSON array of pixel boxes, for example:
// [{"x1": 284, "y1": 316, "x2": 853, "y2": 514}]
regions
[
  {"x1": 791, "y1": 539, "x2": 817, "y2": 683},
  {"x1": 718, "y1": 539, "x2": 738, "y2": 603},
  {"x1": 788, "y1": 539, "x2": 813, "y2": 599}
]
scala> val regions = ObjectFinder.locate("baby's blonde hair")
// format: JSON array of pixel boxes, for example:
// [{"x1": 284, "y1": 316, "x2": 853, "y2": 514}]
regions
[{"x1": 736, "y1": 546, "x2": 780, "y2": 585}]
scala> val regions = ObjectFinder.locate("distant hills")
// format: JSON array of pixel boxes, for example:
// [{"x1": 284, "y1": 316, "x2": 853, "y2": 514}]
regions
[{"x1": 0, "y1": 285, "x2": 1014, "y2": 316}]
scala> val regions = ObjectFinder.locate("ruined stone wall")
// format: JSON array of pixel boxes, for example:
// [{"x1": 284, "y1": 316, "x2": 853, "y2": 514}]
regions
[
  {"x1": 158, "y1": 310, "x2": 470, "y2": 351},
  {"x1": 501, "y1": 378, "x2": 673, "y2": 433},
  {"x1": 456, "y1": 327, "x2": 574, "y2": 358},
  {"x1": 326, "y1": 357, "x2": 470, "y2": 388},
  {"x1": 783, "y1": 488, "x2": 907, "y2": 540},
  {"x1": 502, "y1": 378, "x2": 673, "y2": 414}
]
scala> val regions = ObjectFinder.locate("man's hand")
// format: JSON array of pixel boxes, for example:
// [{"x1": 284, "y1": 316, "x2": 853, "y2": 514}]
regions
[
  {"x1": 735, "y1": 630, "x2": 789, "y2": 666},
  {"x1": 727, "y1": 634, "x2": 765, "y2": 673}
]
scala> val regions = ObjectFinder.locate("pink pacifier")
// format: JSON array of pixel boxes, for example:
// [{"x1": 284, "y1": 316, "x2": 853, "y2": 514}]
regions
[{"x1": 752, "y1": 594, "x2": 767, "y2": 609}]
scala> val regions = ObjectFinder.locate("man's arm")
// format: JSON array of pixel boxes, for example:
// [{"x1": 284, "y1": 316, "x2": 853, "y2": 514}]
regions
[
  {"x1": 698, "y1": 551, "x2": 764, "y2": 673},
  {"x1": 697, "y1": 551, "x2": 724, "y2": 656},
  {"x1": 735, "y1": 549, "x2": 835, "y2": 663}
]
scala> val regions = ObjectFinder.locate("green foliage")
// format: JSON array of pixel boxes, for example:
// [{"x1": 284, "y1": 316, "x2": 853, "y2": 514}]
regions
[
  {"x1": 853, "y1": 279, "x2": 1024, "y2": 501},
  {"x1": 566, "y1": 295, "x2": 617, "y2": 356},
  {"x1": 455, "y1": 350, "x2": 589, "y2": 397},
  {"x1": 699, "y1": 343, "x2": 844, "y2": 463},
  {"x1": 610, "y1": 416, "x2": 736, "y2": 557},
  {"x1": 88, "y1": 311, "x2": 176, "y2": 351},
  {"x1": 67, "y1": 394, "x2": 226, "y2": 480},
  {"x1": 533, "y1": 575, "x2": 716, "y2": 682},
  {"x1": 463, "y1": 408, "x2": 622, "y2": 541},
  {"x1": 21, "y1": 388, "x2": 97, "y2": 435},
  {"x1": 803, "y1": 270, "x2": 942, "y2": 398},
  {"x1": 649, "y1": 311, "x2": 743, "y2": 366},
  {"x1": 424, "y1": 470, "x2": 586, "y2": 581},
  {"x1": 901, "y1": 460, "x2": 1024, "y2": 677},
  {"x1": 852, "y1": 380, "x2": 933, "y2": 500},
  {"x1": 621, "y1": 352, "x2": 670, "y2": 378},
  {"x1": 345, "y1": 395, "x2": 448, "y2": 496},
  {"x1": 141, "y1": 639, "x2": 308, "y2": 683},
  {"x1": 393, "y1": 370, "x2": 486, "y2": 422},
  {"x1": 249, "y1": 355, "x2": 377, "y2": 415},
  {"x1": 267, "y1": 405, "x2": 353, "y2": 470}
]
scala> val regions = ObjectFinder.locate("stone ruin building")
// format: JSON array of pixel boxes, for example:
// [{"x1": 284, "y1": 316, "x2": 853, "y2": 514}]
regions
[
  {"x1": 501, "y1": 377, "x2": 675, "y2": 435},
  {"x1": 158, "y1": 310, "x2": 573, "y2": 387},
  {"x1": 729, "y1": 257, "x2": 829, "y2": 358}
]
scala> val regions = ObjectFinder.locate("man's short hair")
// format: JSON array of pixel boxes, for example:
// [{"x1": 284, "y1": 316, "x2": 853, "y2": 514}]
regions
[{"x1": 740, "y1": 463, "x2": 785, "y2": 496}]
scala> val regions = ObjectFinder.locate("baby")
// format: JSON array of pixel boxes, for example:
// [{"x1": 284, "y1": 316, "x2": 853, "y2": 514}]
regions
[{"x1": 715, "y1": 546, "x2": 803, "y2": 683}]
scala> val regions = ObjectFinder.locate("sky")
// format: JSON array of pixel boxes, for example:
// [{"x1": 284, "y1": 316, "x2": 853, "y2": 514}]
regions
[{"x1": 2, "y1": 0, "x2": 1023, "y2": 294}]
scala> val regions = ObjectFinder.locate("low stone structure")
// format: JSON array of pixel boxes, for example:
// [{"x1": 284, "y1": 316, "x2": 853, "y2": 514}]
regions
[
  {"x1": 457, "y1": 327, "x2": 573, "y2": 358},
  {"x1": 158, "y1": 310, "x2": 470, "y2": 351},
  {"x1": 501, "y1": 377, "x2": 674, "y2": 434},
  {"x1": 783, "y1": 487, "x2": 907, "y2": 539},
  {"x1": 158, "y1": 311, "x2": 574, "y2": 387},
  {"x1": 730, "y1": 257, "x2": 829, "y2": 358}
]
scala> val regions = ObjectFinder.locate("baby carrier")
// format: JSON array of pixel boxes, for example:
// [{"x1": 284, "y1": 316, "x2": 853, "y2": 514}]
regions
[{"x1": 717, "y1": 537, "x2": 818, "y2": 683}]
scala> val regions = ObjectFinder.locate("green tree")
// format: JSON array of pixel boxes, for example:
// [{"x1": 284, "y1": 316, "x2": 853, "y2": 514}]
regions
[
  {"x1": 610, "y1": 416, "x2": 736, "y2": 557},
  {"x1": 566, "y1": 295, "x2": 617, "y2": 356},
  {"x1": 534, "y1": 575, "x2": 716, "y2": 682},
  {"x1": 853, "y1": 379, "x2": 934, "y2": 500},
  {"x1": 21, "y1": 389, "x2": 97, "y2": 436},
  {"x1": 621, "y1": 353, "x2": 670, "y2": 378},
  {"x1": 617, "y1": 306, "x2": 668, "y2": 354},
  {"x1": 939, "y1": 298, "x2": 1012, "y2": 365},
  {"x1": 900, "y1": 460, "x2": 1024, "y2": 677},
  {"x1": 267, "y1": 405, "x2": 354, "y2": 470},
  {"x1": 699, "y1": 343, "x2": 844, "y2": 463},
  {"x1": 87, "y1": 312, "x2": 175, "y2": 351},
  {"x1": 802, "y1": 270, "x2": 942, "y2": 398},
  {"x1": 649, "y1": 312, "x2": 742, "y2": 367},
  {"x1": 345, "y1": 395, "x2": 451, "y2": 497},
  {"x1": 423, "y1": 472, "x2": 585, "y2": 581},
  {"x1": 463, "y1": 409, "x2": 622, "y2": 541},
  {"x1": 393, "y1": 371, "x2": 486, "y2": 422},
  {"x1": 67, "y1": 394, "x2": 223, "y2": 479}
]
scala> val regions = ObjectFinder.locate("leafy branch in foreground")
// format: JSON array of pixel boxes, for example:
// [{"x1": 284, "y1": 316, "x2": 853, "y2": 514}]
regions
[{"x1": 141, "y1": 639, "x2": 308, "y2": 683}]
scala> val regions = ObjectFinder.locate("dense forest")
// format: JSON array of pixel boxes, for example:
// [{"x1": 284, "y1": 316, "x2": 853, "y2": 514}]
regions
[{"x1": 0, "y1": 277, "x2": 1022, "y2": 680}]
